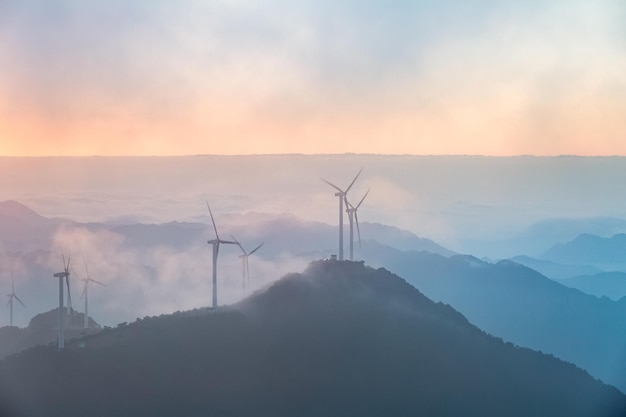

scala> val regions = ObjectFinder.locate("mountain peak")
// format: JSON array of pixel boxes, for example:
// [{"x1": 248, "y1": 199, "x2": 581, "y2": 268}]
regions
[
  {"x1": 0, "y1": 200, "x2": 44, "y2": 222},
  {"x1": 28, "y1": 308, "x2": 101, "y2": 332},
  {"x1": 2, "y1": 261, "x2": 625, "y2": 416},
  {"x1": 241, "y1": 259, "x2": 474, "y2": 329}
]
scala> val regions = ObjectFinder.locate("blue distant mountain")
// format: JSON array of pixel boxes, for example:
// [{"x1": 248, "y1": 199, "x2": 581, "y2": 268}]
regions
[
  {"x1": 460, "y1": 217, "x2": 626, "y2": 258},
  {"x1": 508, "y1": 255, "x2": 603, "y2": 280},
  {"x1": 542, "y1": 233, "x2": 626, "y2": 270},
  {"x1": 525, "y1": 217, "x2": 626, "y2": 245},
  {"x1": 559, "y1": 272, "x2": 626, "y2": 301},
  {"x1": 359, "y1": 243, "x2": 626, "y2": 393}
]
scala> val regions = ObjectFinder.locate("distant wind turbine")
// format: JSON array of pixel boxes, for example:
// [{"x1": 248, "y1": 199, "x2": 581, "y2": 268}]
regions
[
  {"x1": 345, "y1": 188, "x2": 369, "y2": 261},
  {"x1": 81, "y1": 258, "x2": 105, "y2": 329},
  {"x1": 52, "y1": 252, "x2": 72, "y2": 349},
  {"x1": 321, "y1": 168, "x2": 362, "y2": 261},
  {"x1": 232, "y1": 235, "x2": 263, "y2": 296},
  {"x1": 6, "y1": 272, "x2": 25, "y2": 327},
  {"x1": 206, "y1": 202, "x2": 238, "y2": 308}
]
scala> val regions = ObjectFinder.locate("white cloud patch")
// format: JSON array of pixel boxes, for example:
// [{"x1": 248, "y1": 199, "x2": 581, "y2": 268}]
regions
[{"x1": 38, "y1": 224, "x2": 308, "y2": 326}]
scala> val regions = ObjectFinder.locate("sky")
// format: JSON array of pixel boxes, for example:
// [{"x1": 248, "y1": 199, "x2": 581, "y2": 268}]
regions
[{"x1": 0, "y1": 0, "x2": 625, "y2": 156}]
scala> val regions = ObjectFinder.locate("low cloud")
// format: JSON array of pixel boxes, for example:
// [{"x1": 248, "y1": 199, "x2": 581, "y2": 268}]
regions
[{"x1": 35, "y1": 225, "x2": 309, "y2": 326}]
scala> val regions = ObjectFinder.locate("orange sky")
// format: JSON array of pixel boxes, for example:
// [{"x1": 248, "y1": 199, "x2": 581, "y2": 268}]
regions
[{"x1": 1, "y1": 1, "x2": 624, "y2": 156}]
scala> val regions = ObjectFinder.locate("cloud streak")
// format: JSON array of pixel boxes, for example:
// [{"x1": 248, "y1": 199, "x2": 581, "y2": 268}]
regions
[{"x1": 0, "y1": 0, "x2": 625, "y2": 155}]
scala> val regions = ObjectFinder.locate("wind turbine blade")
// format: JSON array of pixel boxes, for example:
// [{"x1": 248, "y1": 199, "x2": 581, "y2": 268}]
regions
[
  {"x1": 90, "y1": 279, "x2": 106, "y2": 286},
  {"x1": 343, "y1": 195, "x2": 354, "y2": 210},
  {"x1": 355, "y1": 211, "x2": 362, "y2": 248},
  {"x1": 5, "y1": 298, "x2": 10, "y2": 307},
  {"x1": 220, "y1": 240, "x2": 238, "y2": 245},
  {"x1": 65, "y1": 254, "x2": 71, "y2": 274},
  {"x1": 66, "y1": 276, "x2": 73, "y2": 312},
  {"x1": 206, "y1": 201, "x2": 220, "y2": 240},
  {"x1": 83, "y1": 257, "x2": 91, "y2": 280},
  {"x1": 321, "y1": 178, "x2": 343, "y2": 193},
  {"x1": 80, "y1": 285, "x2": 86, "y2": 300},
  {"x1": 230, "y1": 234, "x2": 246, "y2": 254},
  {"x1": 344, "y1": 167, "x2": 363, "y2": 193},
  {"x1": 355, "y1": 188, "x2": 370, "y2": 209},
  {"x1": 14, "y1": 295, "x2": 24, "y2": 307},
  {"x1": 249, "y1": 243, "x2": 264, "y2": 255},
  {"x1": 61, "y1": 250, "x2": 67, "y2": 271}
]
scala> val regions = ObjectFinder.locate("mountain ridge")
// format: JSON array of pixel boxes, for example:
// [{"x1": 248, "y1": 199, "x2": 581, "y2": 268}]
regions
[
  {"x1": 359, "y1": 245, "x2": 626, "y2": 392},
  {"x1": 542, "y1": 233, "x2": 626, "y2": 270},
  {"x1": 559, "y1": 272, "x2": 626, "y2": 301},
  {"x1": 1, "y1": 261, "x2": 624, "y2": 417}
]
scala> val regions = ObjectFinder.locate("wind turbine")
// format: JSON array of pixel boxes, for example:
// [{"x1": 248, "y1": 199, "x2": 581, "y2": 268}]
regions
[
  {"x1": 321, "y1": 168, "x2": 362, "y2": 260},
  {"x1": 6, "y1": 272, "x2": 25, "y2": 327},
  {"x1": 81, "y1": 258, "x2": 105, "y2": 329},
  {"x1": 206, "y1": 202, "x2": 237, "y2": 309},
  {"x1": 52, "y1": 252, "x2": 71, "y2": 349},
  {"x1": 232, "y1": 235, "x2": 263, "y2": 296},
  {"x1": 345, "y1": 188, "x2": 370, "y2": 261}
]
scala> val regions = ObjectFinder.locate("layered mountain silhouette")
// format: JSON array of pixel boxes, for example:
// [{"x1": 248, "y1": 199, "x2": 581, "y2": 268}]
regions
[
  {"x1": 112, "y1": 215, "x2": 454, "y2": 257},
  {"x1": 0, "y1": 200, "x2": 453, "y2": 257},
  {"x1": 461, "y1": 216, "x2": 626, "y2": 259},
  {"x1": 360, "y1": 244, "x2": 626, "y2": 392},
  {"x1": 560, "y1": 272, "x2": 626, "y2": 301},
  {"x1": 542, "y1": 233, "x2": 626, "y2": 271},
  {"x1": 0, "y1": 201, "x2": 454, "y2": 329},
  {"x1": 508, "y1": 255, "x2": 603, "y2": 280},
  {"x1": 1, "y1": 261, "x2": 624, "y2": 417}
]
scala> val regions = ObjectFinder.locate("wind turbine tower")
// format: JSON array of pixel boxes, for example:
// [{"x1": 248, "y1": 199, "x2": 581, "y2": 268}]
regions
[
  {"x1": 345, "y1": 188, "x2": 369, "y2": 261},
  {"x1": 206, "y1": 203, "x2": 237, "y2": 308},
  {"x1": 232, "y1": 235, "x2": 263, "y2": 296},
  {"x1": 322, "y1": 168, "x2": 362, "y2": 260},
  {"x1": 81, "y1": 259, "x2": 105, "y2": 329},
  {"x1": 6, "y1": 272, "x2": 25, "y2": 327},
  {"x1": 53, "y1": 253, "x2": 71, "y2": 349}
]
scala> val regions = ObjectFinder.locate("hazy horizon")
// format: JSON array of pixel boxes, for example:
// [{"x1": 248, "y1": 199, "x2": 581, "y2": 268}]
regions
[{"x1": 2, "y1": 154, "x2": 626, "y2": 250}]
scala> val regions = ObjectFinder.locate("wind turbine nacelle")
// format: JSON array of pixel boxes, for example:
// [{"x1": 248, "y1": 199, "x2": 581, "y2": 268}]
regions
[{"x1": 53, "y1": 272, "x2": 68, "y2": 278}]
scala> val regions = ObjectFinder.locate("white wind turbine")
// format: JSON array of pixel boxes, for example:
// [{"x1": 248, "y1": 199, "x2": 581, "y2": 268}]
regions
[
  {"x1": 81, "y1": 258, "x2": 105, "y2": 329},
  {"x1": 345, "y1": 188, "x2": 370, "y2": 261},
  {"x1": 206, "y1": 202, "x2": 238, "y2": 308},
  {"x1": 321, "y1": 168, "x2": 362, "y2": 260},
  {"x1": 6, "y1": 272, "x2": 25, "y2": 327},
  {"x1": 232, "y1": 235, "x2": 263, "y2": 296},
  {"x1": 52, "y1": 252, "x2": 72, "y2": 349}
]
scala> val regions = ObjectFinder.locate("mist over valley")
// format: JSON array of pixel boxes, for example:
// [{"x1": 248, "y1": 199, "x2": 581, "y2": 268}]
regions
[{"x1": 2, "y1": 155, "x2": 626, "y2": 415}]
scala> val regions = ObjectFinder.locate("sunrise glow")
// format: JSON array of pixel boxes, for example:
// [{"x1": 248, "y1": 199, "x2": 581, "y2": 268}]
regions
[{"x1": 1, "y1": 1, "x2": 624, "y2": 157}]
